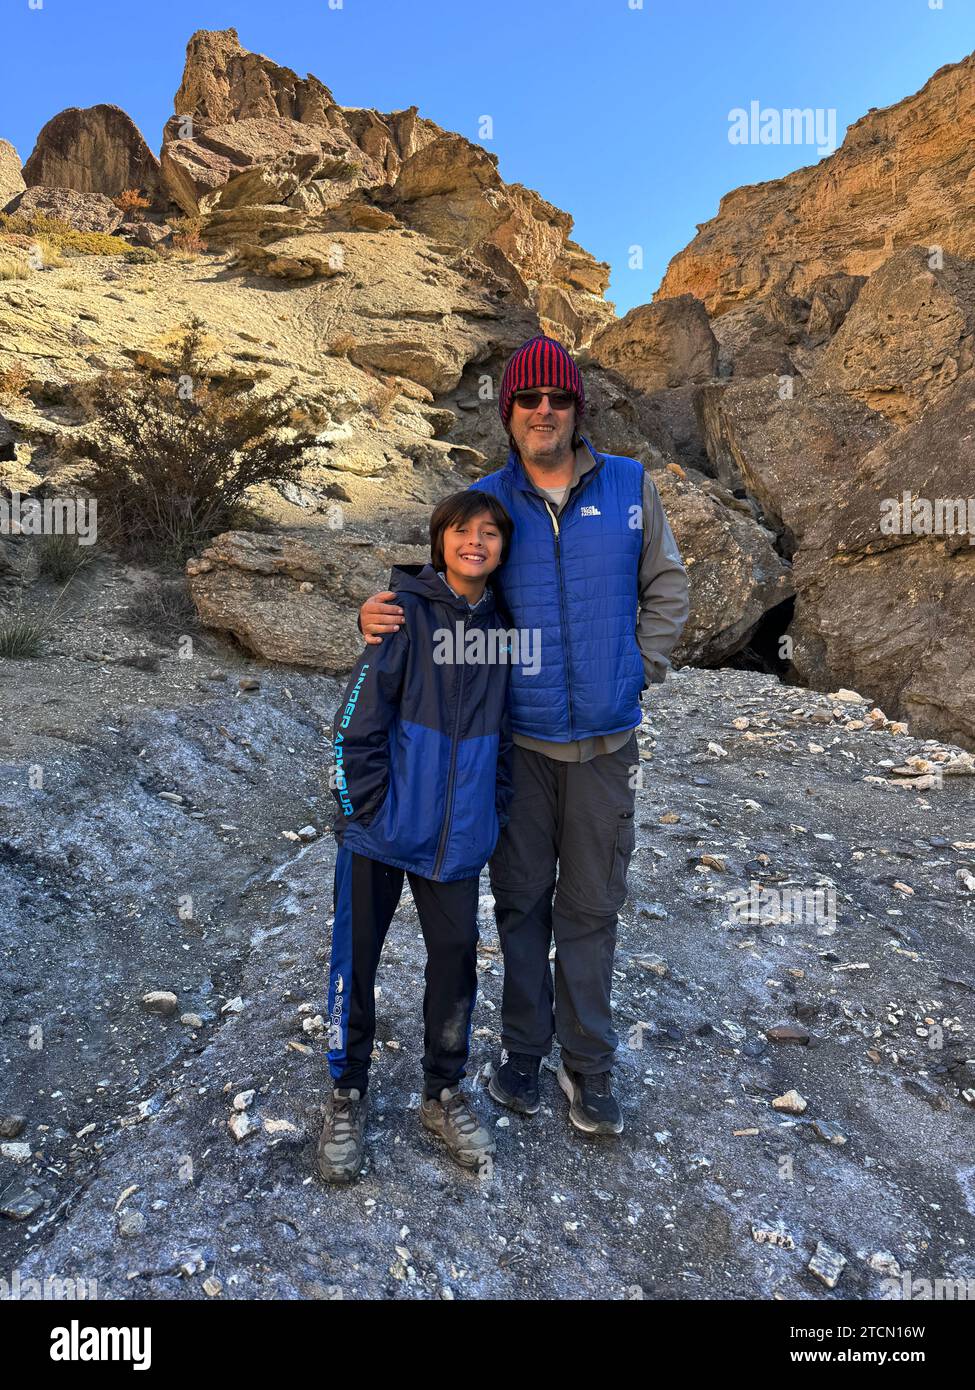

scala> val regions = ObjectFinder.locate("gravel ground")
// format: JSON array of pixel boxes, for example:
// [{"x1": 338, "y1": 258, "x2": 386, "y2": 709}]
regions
[{"x1": 1, "y1": 556, "x2": 974, "y2": 1300}]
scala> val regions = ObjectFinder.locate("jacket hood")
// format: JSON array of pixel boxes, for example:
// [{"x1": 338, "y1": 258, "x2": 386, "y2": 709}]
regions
[{"x1": 388, "y1": 561, "x2": 497, "y2": 616}]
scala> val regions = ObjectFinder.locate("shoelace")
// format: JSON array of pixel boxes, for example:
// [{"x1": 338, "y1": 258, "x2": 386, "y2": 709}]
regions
[
  {"x1": 330, "y1": 1094, "x2": 357, "y2": 1141},
  {"x1": 442, "y1": 1089, "x2": 480, "y2": 1135},
  {"x1": 583, "y1": 1072, "x2": 611, "y2": 1098}
]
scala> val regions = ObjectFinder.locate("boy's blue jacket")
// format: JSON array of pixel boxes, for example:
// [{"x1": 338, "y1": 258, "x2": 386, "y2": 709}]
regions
[{"x1": 330, "y1": 562, "x2": 513, "y2": 882}]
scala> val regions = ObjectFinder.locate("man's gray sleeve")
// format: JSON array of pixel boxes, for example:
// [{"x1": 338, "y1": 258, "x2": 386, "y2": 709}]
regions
[{"x1": 637, "y1": 473, "x2": 690, "y2": 685}]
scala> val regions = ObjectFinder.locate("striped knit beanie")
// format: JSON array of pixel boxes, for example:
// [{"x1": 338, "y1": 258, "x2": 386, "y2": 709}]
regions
[{"x1": 499, "y1": 334, "x2": 585, "y2": 430}]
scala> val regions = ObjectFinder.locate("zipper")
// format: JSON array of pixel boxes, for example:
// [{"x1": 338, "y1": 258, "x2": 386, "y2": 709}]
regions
[
  {"x1": 544, "y1": 500, "x2": 575, "y2": 739},
  {"x1": 432, "y1": 609, "x2": 468, "y2": 879},
  {"x1": 538, "y1": 464, "x2": 599, "y2": 741}
]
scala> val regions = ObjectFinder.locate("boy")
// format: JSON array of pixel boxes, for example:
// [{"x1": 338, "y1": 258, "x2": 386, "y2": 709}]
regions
[{"x1": 318, "y1": 490, "x2": 515, "y2": 1182}]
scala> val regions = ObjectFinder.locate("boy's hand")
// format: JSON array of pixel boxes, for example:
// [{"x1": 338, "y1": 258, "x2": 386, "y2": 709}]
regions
[{"x1": 359, "y1": 591, "x2": 404, "y2": 645}]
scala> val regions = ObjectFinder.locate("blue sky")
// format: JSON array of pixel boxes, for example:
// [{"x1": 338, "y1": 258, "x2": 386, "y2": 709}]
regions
[{"x1": 3, "y1": 0, "x2": 973, "y2": 314}]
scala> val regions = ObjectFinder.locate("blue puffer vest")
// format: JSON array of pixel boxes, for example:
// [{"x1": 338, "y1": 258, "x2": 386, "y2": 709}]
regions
[{"x1": 473, "y1": 436, "x2": 645, "y2": 741}]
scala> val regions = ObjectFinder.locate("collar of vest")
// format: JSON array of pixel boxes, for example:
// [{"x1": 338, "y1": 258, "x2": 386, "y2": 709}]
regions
[{"x1": 503, "y1": 433, "x2": 604, "y2": 495}]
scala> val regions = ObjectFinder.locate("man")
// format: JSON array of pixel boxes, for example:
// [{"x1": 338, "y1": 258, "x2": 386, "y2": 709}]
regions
[{"x1": 357, "y1": 334, "x2": 690, "y2": 1136}]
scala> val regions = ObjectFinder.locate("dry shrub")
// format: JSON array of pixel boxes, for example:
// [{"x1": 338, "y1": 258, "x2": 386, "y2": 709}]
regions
[
  {"x1": 0, "y1": 210, "x2": 129, "y2": 257},
  {"x1": 327, "y1": 333, "x2": 357, "y2": 358},
  {"x1": 0, "y1": 361, "x2": 31, "y2": 401},
  {"x1": 114, "y1": 189, "x2": 150, "y2": 220},
  {"x1": 61, "y1": 314, "x2": 325, "y2": 564}
]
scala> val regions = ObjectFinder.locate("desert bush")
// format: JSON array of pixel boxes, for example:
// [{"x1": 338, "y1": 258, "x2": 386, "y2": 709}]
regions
[
  {"x1": 34, "y1": 532, "x2": 92, "y2": 583},
  {"x1": 327, "y1": 332, "x2": 357, "y2": 358},
  {"x1": 0, "y1": 614, "x2": 45, "y2": 658},
  {"x1": 0, "y1": 256, "x2": 30, "y2": 280},
  {"x1": 169, "y1": 215, "x2": 207, "y2": 255},
  {"x1": 61, "y1": 314, "x2": 326, "y2": 564},
  {"x1": 113, "y1": 189, "x2": 150, "y2": 219},
  {"x1": 0, "y1": 210, "x2": 131, "y2": 257},
  {"x1": 123, "y1": 577, "x2": 199, "y2": 633},
  {"x1": 123, "y1": 247, "x2": 159, "y2": 265},
  {"x1": 0, "y1": 361, "x2": 31, "y2": 401},
  {"x1": 365, "y1": 376, "x2": 401, "y2": 422}
]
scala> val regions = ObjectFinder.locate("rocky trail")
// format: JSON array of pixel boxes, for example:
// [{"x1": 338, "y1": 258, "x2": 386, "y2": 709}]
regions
[{"x1": 2, "y1": 562, "x2": 974, "y2": 1299}]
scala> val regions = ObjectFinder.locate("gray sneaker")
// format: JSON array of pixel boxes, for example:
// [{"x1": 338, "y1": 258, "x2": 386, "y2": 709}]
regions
[
  {"x1": 420, "y1": 1085, "x2": 496, "y2": 1171},
  {"x1": 317, "y1": 1087, "x2": 367, "y2": 1183}
]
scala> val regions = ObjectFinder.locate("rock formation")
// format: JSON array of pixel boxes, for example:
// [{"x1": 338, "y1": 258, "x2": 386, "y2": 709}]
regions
[
  {"x1": 22, "y1": 104, "x2": 161, "y2": 197},
  {"x1": 656, "y1": 51, "x2": 975, "y2": 315},
  {"x1": 0, "y1": 139, "x2": 25, "y2": 212},
  {"x1": 3, "y1": 29, "x2": 975, "y2": 746}
]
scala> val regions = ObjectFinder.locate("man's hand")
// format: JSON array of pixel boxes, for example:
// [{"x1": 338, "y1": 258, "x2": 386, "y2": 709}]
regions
[{"x1": 359, "y1": 590, "x2": 404, "y2": 645}]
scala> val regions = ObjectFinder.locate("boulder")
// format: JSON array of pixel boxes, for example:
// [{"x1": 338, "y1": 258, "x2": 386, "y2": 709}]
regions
[
  {"x1": 185, "y1": 529, "x2": 427, "y2": 672},
  {"x1": 654, "y1": 466, "x2": 795, "y2": 667},
  {"x1": 591, "y1": 294, "x2": 718, "y2": 391},
  {"x1": 22, "y1": 104, "x2": 161, "y2": 197},
  {"x1": 697, "y1": 375, "x2": 892, "y2": 548},
  {"x1": 4, "y1": 185, "x2": 125, "y2": 234},
  {"x1": 817, "y1": 247, "x2": 975, "y2": 425},
  {"x1": 790, "y1": 380, "x2": 975, "y2": 751},
  {"x1": 161, "y1": 116, "x2": 377, "y2": 216}
]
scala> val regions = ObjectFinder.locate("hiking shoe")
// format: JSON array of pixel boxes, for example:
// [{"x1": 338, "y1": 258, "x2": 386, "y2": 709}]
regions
[
  {"x1": 420, "y1": 1085, "x2": 496, "y2": 1170},
  {"x1": 557, "y1": 1065, "x2": 623, "y2": 1135},
  {"x1": 316, "y1": 1087, "x2": 367, "y2": 1183},
  {"x1": 488, "y1": 1050, "x2": 541, "y2": 1115}
]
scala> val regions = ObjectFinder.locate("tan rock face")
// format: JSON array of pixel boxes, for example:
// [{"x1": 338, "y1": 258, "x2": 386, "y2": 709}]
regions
[
  {"x1": 389, "y1": 136, "x2": 612, "y2": 348},
  {"x1": 22, "y1": 104, "x2": 161, "y2": 197},
  {"x1": 0, "y1": 140, "x2": 26, "y2": 213},
  {"x1": 165, "y1": 27, "x2": 441, "y2": 190},
  {"x1": 158, "y1": 29, "x2": 609, "y2": 347},
  {"x1": 171, "y1": 27, "x2": 335, "y2": 131},
  {"x1": 658, "y1": 51, "x2": 975, "y2": 316},
  {"x1": 817, "y1": 247, "x2": 975, "y2": 425},
  {"x1": 591, "y1": 295, "x2": 718, "y2": 391}
]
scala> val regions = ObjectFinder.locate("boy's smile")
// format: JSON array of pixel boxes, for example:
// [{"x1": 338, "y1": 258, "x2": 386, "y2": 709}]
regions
[{"x1": 443, "y1": 512, "x2": 502, "y2": 603}]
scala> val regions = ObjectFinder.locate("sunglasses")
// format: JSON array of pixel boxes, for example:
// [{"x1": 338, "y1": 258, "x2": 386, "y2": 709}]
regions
[{"x1": 511, "y1": 390, "x2": 575, "y2": 411}]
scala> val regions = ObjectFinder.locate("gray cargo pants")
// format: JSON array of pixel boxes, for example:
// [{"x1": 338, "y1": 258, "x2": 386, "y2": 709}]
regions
[{"x1": 487, "y1": 731, "x2": 638, "y2": 1074}]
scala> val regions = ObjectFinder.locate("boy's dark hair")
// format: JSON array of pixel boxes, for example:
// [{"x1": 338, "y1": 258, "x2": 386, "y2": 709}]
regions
[{"x1": 429, "y1": 490, "x2": 513, "y2": 572}]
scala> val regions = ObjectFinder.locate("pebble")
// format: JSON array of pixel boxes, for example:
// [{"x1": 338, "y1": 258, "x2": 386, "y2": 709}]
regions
[
  {"x1": 751, "y1": 1222, "x2": 795, "y2": 1250},
  {"x1": 765, "y1": 1023, "x2": 811, "y2": 1045},
  {"x1": 141, "y1": 991, "x2": 178, "y2": 1017},
  {"x1": 808, "y1": 1119, "x2": 848, "y2": 1145},
  {"x1": 0, "y1": 1183, "x2": 44, "y2": 1220},
  {"x1": 0, "y1": 1115, "x2": 26, "y2": 1139},
  {"x1": 117, "y1": 1209, "x2": 146, "y2": 1237},
  {"x1": 0, "y1": 1142, "x2": 31, "y2": 1163},
  {"x1": 633, "y1": 953, "x2": 669, "y2": 977},
  {"x1": 772, "y1": 1089, "x2": 807, "y2": 1115},
  {"x1": 808, "y1": 1242, "x2": 847, "y2": 1288},
  {"x1": 228, "y1": 1112, "x2": 257, "y2": 1142}
]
